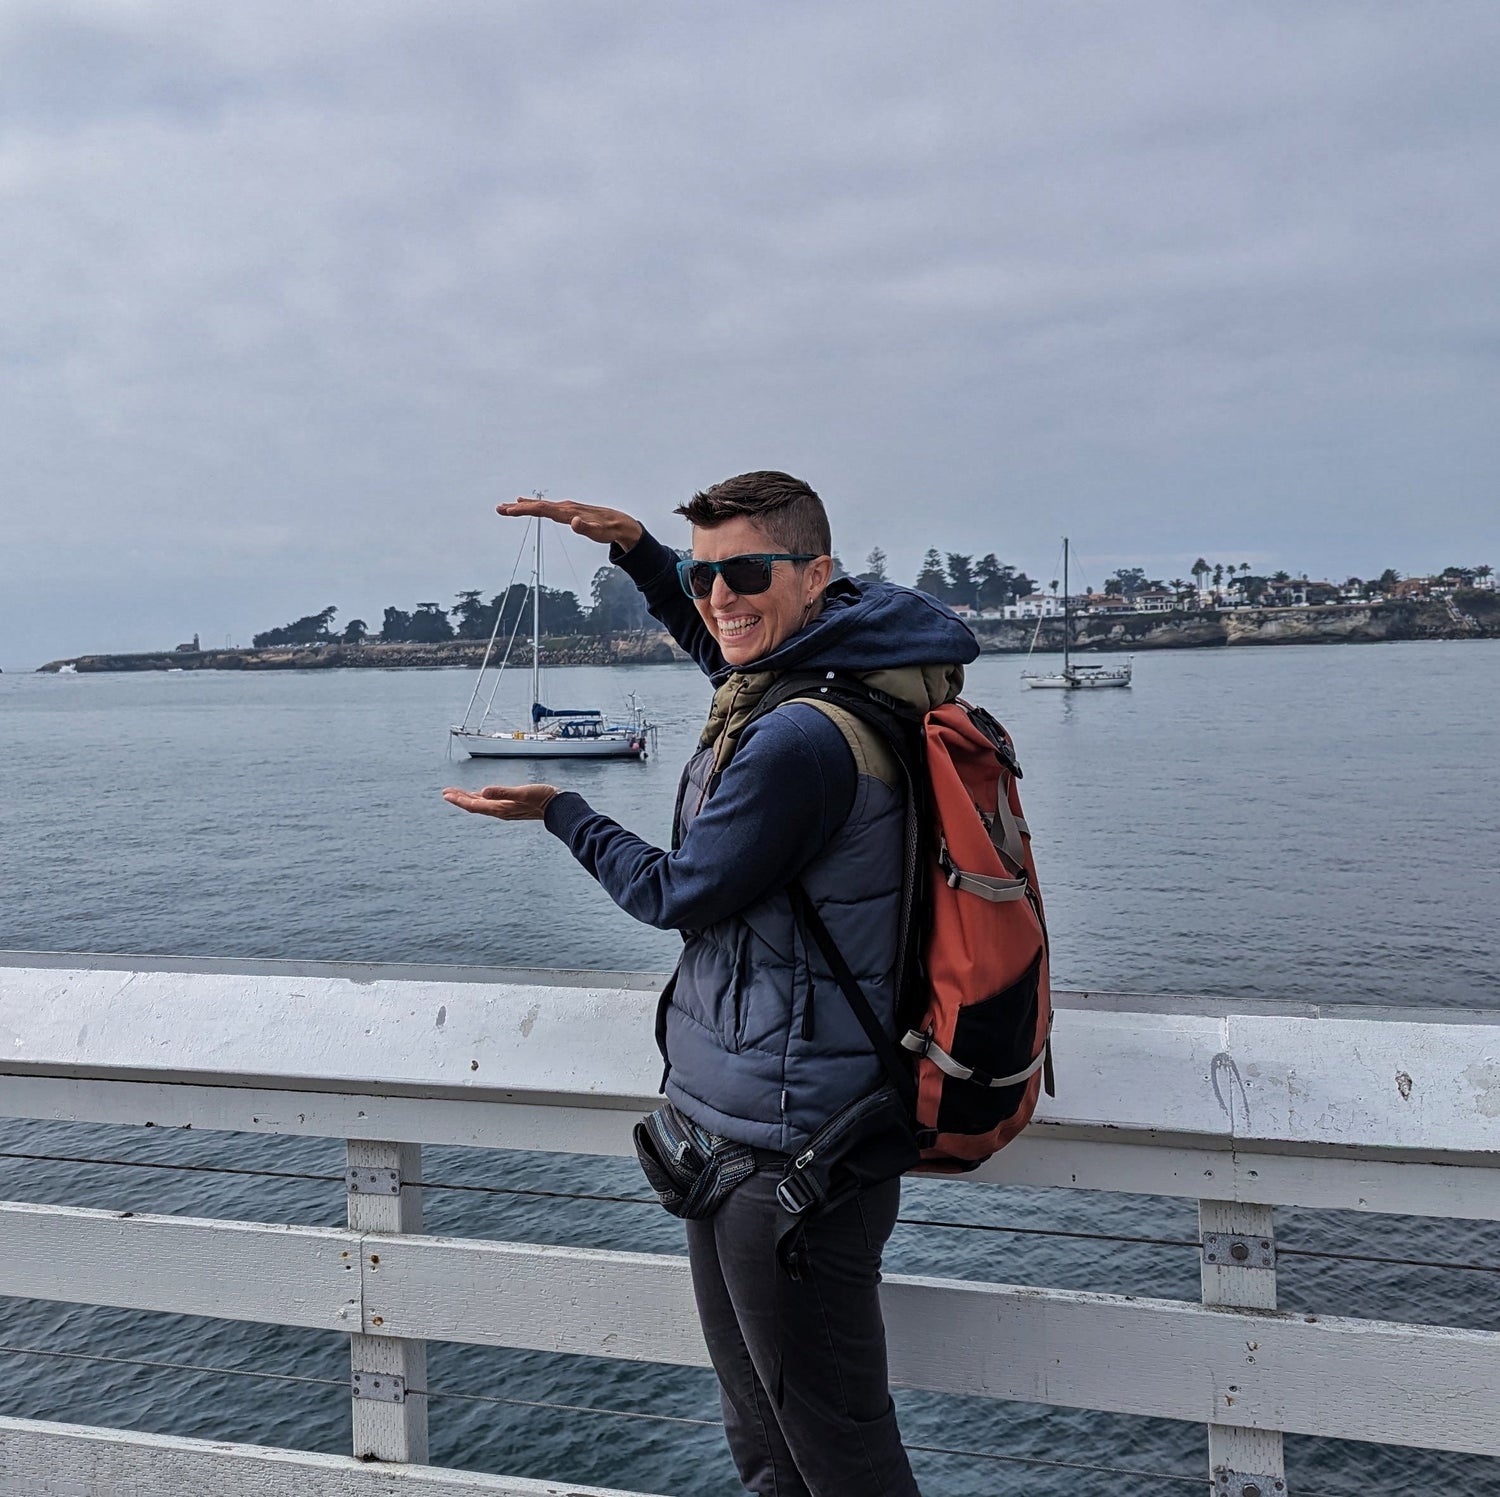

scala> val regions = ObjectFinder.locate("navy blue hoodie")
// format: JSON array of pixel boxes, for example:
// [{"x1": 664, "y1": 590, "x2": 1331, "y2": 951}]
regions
[
  {"x1": 545, "y1": 530, "x2": 979, "y2": 931},
  {"x1": 544, "y1": 530, "x2": 978, "y2": 1148}
]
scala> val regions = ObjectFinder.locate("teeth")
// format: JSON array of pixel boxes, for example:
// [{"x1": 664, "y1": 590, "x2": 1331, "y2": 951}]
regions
[{"x1": 720, "y1": 617, "x2": 759, "y2": 637}]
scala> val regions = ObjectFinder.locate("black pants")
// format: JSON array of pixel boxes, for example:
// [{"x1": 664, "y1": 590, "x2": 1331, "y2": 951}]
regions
[{"x1": 685, "y1": 1167, "x2": 921, "y2": 1497}]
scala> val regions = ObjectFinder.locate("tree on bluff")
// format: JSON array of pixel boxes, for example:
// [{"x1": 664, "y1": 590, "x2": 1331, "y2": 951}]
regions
[
  {"x1": 253, "y1": 606, "x2": 337, "y2": 648},
  {"x1": 407, "y1": 603, "x2": 455, "y2": 644},
  {"x1": 975, "y1": 554, "x2": 1033, "y2": 609},
  {"x1": 451, "y1": 591, "x2": 491, "y2": 640},
  {"x1": 945, "y1": 554, "x2": 977, "y2": 608},
  {"x1": 914, "y1": 549, "x2": 947, "y2": 597},
  {"x1": 588, "y1": 566, "x2": 653, "y2": 634},
  {"x1": 1103, "y1": 567, "x2": 1161, "y2": 597},
  {"x1": 444, "y1": 585, "x2": 587, "y2": 640}
]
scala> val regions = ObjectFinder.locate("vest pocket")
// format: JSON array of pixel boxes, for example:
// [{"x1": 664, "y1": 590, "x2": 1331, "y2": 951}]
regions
[{"x1": 730, "y1": 924, "x2": 755, "y2": 1052}]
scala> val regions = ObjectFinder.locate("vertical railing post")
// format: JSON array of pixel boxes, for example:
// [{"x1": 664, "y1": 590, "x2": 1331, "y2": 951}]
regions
[
  {"x1": 347, "y1": 1139, "x2": 428, "y2": 1464},
  {"x1": 1199, "y1": 1199, "x2": 1286, "y2": 1497}
]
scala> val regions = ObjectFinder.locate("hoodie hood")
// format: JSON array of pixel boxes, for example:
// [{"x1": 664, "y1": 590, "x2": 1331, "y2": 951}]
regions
[
  {"x1": 709, "y1": 577, "x2": 979, "y2": 688},
  {"x1": 698, "y1": 579, "x2": 979, "y2": 760}
]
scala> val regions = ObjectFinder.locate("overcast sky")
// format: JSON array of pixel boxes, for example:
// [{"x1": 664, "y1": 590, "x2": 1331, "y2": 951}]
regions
[{"x1": 3, "y1": 2, "x2": 1498, "y2": 667}]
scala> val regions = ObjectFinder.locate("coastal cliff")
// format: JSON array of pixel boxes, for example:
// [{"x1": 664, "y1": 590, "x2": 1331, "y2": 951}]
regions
[
  {"x1": 972, "y1": 593, "x2": 1499, "y2": 654},
  {"x1": 37, "y1": 633, "x2": 688, "y2": 674},
  {"x1": 35, "y1": 593, "x2": 1500, "y2": 672}
]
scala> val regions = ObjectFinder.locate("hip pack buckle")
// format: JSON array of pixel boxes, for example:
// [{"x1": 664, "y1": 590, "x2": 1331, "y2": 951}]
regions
[{"x1": 775, "y1": 1169, "x2": 824, "y2": 1217}]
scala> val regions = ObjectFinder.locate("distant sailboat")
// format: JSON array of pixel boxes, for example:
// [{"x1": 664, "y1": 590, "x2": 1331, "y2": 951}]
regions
[
  {"x1": 450, "y1": 516, "x2": 656, "y2": 760},
  {"x1": 1022, "y1": 538, "x2": 1133, "y2": 690}
]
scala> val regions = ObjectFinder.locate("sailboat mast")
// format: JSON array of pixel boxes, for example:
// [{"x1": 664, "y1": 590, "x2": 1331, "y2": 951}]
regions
[
  {"x1": 531, "y1": 520, "x2": 542, "y2": 710},
  {"x1": 1062, "y1": 537, "x2": 1071, "y2": 675}
]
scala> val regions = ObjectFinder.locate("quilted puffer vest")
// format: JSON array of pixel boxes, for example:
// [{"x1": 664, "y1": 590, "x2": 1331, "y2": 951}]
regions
[{"x1": 661, "y1": 664, "x2": 961, "y2": 1153}]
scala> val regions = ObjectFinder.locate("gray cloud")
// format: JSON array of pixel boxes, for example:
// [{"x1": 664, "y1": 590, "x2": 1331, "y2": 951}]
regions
[{"x1": 3, "y1": 1, "x2": 1498, "y2": 665}]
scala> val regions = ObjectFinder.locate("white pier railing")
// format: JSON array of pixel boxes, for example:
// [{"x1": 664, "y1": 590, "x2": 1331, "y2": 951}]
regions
[{"x1": 0, "y1": 952, "x2": 1498, "y2": 1496}]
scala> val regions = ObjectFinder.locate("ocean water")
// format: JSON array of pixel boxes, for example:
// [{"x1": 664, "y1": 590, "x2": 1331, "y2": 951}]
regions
[{"x1": 2, "y1": 642, "x2": 1499, "y2": 1495}]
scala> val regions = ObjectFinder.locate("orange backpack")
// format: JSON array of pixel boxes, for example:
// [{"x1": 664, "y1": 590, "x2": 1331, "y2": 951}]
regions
[
  {"x1": 763, "y1": 677, "x2": 1053, "y2": 1174},
  {"x1": 908, "y1": 699, "x2": 1052, "y2": 1168}
]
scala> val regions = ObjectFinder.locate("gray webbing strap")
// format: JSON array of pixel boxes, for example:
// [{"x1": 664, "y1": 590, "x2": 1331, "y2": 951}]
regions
[
  {"x1": 900, "y1": 1027, "x2": 1052, "y2": 1088},
  {"x1": 947, "y1": 867, "x2": 1030, "y2": 902},
  {"x1": 981, "y1": 798, "x2": 1027, "y2": 872}
]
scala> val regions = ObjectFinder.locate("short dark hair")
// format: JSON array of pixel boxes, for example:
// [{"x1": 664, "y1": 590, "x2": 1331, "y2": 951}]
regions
[{"x1": 675, "y1": 471, "x2": 832, "y2": 557}]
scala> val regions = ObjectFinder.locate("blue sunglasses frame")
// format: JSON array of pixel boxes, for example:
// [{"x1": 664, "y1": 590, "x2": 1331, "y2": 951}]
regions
[{"x1": 676, "y1": 553, "x2": 819, "y2": 599}]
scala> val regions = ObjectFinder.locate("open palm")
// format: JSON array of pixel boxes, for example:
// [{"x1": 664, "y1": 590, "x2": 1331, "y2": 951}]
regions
[{"x1": 497, "y1": 497, "x2": 642, "y2": 551}]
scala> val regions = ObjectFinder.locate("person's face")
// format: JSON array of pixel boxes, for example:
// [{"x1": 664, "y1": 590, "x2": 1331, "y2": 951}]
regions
[{"x1": 691, "y1": 516, "x2": 833, "y2": 667}]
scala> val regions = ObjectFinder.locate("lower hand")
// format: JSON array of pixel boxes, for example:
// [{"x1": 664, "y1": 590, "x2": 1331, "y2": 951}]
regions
[
  {"x1": 443, "y1": 784, "x2": 559, "y2": 821},
  {"x1": 496, "y1": 497, "x2": 643, "y2": 552}
]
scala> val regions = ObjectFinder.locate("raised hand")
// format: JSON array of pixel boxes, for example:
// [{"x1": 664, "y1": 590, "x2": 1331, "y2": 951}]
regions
[
  {"x1": 496, "y1": 497, "x2": 643, "y2": 552},
  {"x1": 442, "y1": 784, "x2": 559, "y2": 821}
]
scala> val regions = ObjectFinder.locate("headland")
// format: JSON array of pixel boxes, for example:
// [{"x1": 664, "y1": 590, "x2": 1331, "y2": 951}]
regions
[{"x1": 33, "y1": 592, "x2": 1500, "y2": 672}]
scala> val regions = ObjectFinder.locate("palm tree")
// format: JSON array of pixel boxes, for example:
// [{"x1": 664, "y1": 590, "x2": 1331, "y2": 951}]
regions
[{"x1": 1192, "y1": 557, "x2": 1210, "y2": 599}]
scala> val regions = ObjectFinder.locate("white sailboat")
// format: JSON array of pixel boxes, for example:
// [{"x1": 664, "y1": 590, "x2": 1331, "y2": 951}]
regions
[
  {"x1": 450, "y1": 518, "x2": 656, "y2": 760},
  {"x1": 1022, "y1": 537, "x2": 1133, "y2": 690}
]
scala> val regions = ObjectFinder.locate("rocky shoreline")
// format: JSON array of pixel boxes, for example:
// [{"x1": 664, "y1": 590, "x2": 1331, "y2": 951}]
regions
[
  {"x1": 37, "y1": 633, "x2": 689, "y2": 674},
  {"x1": 35, "y1": 594, "x2": 1500, "y2": 672},
  {"x1": 971, "y1": 593, "x2": 1500, "y2": 654}
]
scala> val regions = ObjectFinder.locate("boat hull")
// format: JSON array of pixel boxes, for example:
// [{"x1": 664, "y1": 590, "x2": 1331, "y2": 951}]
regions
[
  {"x1": 1023, "y1": 668, "x2": 1133, "y2": 690},
  {"x1": 451, "y1": 729, "x2": 647, "y2": 760}
]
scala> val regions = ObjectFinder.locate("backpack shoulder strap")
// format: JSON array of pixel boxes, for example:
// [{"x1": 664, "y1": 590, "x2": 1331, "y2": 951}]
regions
[
  {"x1": 786, "y1": 880, "x2": 916, "y2": 1107},
  {"x1": 791, "y1": 698, "x2": 902, "y2": 790},
  {"x1": 746, "y1": 671, "x2": 922, "y2": 770},
  {"x1": 751, "y1": 672, "x2": 933, "y2": 1052}
]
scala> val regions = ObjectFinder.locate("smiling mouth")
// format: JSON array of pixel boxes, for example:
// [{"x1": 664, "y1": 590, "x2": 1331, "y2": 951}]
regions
[{"x1": 716, "y1": 614, "x2": 762, "y2": 642}]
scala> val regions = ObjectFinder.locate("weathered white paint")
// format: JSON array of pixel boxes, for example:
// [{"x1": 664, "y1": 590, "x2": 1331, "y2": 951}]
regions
[
  {"x1": 0, "y1": 962, "x2": 665, "y2": 1108},
  {"x1": 0, "y1": 1073, "x2": 648, "y2": 1159},
  {"x1": 0, "y1": 1416, "x2": 666, "y2": 1496},
  {"x1": 370, "y1": 1233, "x2": 1500, "y2": 1457},
  {"x1": 881, "y1": 1275, "x2": 1500, "y2": 1457},
  {"x1": 1200, "y1": 1200, "x2": 1284, "y2": 1490},
  {"x1": 6, "y1": 1199, "x2": 1496, "y2": 1458},
  {"x1": 366, "y1": 1236, "x2": 705, "y2": 1365},
  {"x1": 973, "y1": 1129, "x2": 1500, "y2": 1220},
  {"x1": 0, "y1": 1199, "x2": 359, "y2": 1330},
  {"x1": 348, "y1": 1140, "x2": 427, "y2": 1466},
  {"x1": 6, "y1": 963, "x2": 1499, "y2": 1151},
  {"x1": 3, "y1": 956, "x2": 1500, "y2": 1488},
  {"x1": 5, "y1": 1072, "x2": 1500, "y2": 1222}
]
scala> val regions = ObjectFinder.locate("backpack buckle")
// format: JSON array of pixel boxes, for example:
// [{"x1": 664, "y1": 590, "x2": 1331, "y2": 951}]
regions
[{"x1": 937, "y1": 837, "x2": 960, "y2": 888}]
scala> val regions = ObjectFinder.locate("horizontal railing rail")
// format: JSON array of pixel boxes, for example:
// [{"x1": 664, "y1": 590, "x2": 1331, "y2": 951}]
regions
[{"x1": 1, "y1": 952, "x2": 1497, "y2": 1497}]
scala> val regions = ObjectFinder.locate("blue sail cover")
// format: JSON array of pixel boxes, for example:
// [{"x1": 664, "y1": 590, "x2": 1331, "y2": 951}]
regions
[{"x1": 532, "y1": 703, "x2": 605, "y2": 724}]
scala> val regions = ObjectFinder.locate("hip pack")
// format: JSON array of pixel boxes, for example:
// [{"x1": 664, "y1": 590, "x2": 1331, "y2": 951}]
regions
[
  {"x1": 750, "y1": 673, "x2": 1054, "y2": 1174},
  {"x1": 633, "y1": 1102, "x2": 758, "y2": 1219}
]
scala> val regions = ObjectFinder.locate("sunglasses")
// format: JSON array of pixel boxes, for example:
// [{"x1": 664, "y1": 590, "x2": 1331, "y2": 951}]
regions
[{"x1": 676, "y1": 553, "x2": 819, "y2": 600}]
